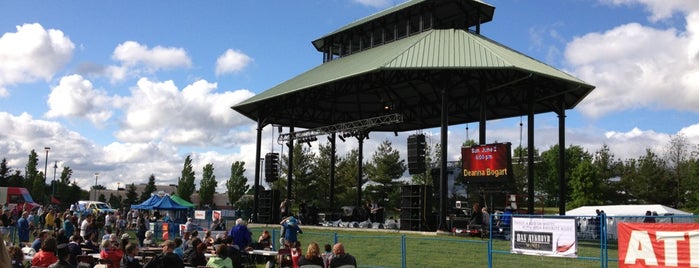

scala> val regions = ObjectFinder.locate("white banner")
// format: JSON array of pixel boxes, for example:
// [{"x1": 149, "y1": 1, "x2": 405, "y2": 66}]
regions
[
  {"x1": 511, "y1": 217, "x2": 577, "y2": 257},
  {"x1": 194, "y1": 210, "x2": 206, "y2": 220}
]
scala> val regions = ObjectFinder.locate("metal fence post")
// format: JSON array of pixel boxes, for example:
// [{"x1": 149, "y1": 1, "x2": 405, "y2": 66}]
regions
[
  {"x1": 334, "y1": 232, "x2": 338, "y2": 245},
  {"x1": 401, "y1": 234, "x2": 406, "y2": 268},
  {"x1": 488, "y1": 214, "x2": 493, "y2": 268},
  {"x1": 601, "y1": 213, "x2": 608, "y2": 268}
]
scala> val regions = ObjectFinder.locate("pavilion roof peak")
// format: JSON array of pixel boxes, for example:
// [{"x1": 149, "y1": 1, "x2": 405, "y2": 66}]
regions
[{"x1": 312, "y1": 0, "x2": 495, "y2": 61}]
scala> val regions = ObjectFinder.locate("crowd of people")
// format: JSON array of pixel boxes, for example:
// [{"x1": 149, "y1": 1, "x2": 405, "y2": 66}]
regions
[{"x1": 0, "y1": 200, "x2": 362, "y2": 268}]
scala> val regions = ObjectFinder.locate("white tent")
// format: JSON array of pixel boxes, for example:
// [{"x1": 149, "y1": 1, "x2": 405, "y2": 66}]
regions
[
  {"x1": 566, "y1": 204, "x2": 692, "y2": 216},
  {"x1": 566, "y1": 205, "x2": 693, "y2": 240}
]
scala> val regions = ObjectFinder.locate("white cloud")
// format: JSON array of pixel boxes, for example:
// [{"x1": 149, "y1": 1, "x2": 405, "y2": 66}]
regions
[
  {"x1": 0, "y1": 23, "x2": 74, "y2": 97},
  {"x1": 115, "y1": 78, "x2": 255, "y2": 146},
  {"x1": 45, "y1": 74, "x2": 113, "y2": 124},
  {"x1": 107, "y1": 41, "x2": 191, "y2": 81},
  {"x1": 599, "y1": 0, "x2": 699, "y2": 22},
  {"x1": 352, "y1": 0, "x2": 401, "y2": 8},
  {"x1": 215, "y1": 49, "x2": 252, "y2": 76},
  {"x1": 566, "y1": 17, "x2": 699, "y2": 117}
]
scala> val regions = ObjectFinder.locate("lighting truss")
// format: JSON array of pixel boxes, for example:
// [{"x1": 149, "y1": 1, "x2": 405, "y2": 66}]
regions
[{"x1": 277, "y1": 113, "x2": 403, "y2": 144}]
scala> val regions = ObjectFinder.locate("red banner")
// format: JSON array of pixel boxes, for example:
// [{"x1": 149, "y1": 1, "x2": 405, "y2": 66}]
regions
[{"x1": 618, "y1": 222, "x2": 699, "y2": 267}]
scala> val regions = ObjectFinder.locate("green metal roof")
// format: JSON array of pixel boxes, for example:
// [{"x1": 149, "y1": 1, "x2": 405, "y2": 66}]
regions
[
  {"x1": 236, "y1": 28, "x2": 592, "y2": 109},
  {"x1": 312, "y1": 0, "x2": 496, "y2": 52}
]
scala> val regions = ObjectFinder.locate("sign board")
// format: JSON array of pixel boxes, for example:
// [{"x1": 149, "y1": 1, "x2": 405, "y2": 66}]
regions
[
  {"x1": 618, "y1": 222, "x2": 699, "y2": 267},
  {"x1": 461, "y1": 143, "x2": 513, "y2": 183},
  {"x1": 194, "y1": 210, "x2": 206, "y2": 220},
  {"x1": 511, "y1": 217, "x2": 577, "y2": 257},
  {"x1": 213, "y1": 210, "x2": 222, "y2": 221}
]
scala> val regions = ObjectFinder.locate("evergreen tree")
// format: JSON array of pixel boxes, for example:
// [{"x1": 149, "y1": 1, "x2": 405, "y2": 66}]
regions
[
  {"x1": 226, "y1": 161, "x2": 248, "y2": 206},
  {"x1": 309, "y1": 142, "x2": 339, "y2": 207},
  {"x1": 364, "y1": 140, "x2": 406, "y2": 204},
  {"x1": 279, "y1": 143, "x2": 316, "y2": 201},
  {"x1": 199, "y1": 163, "x2": 217, "y2": 207},
  {"x1": 26, "y1": 150, "x2": 46, "y2": 204},
  {"x1": 0, "y1": 158, "x2": 9, "y2": 187},
  {"x1": 335, "y1": 149, "x2": 363, "y2": 207},
  {"x1": 177, "y1": 155, "x2": 196, "y2": 202},
  {"x1": 108, "y1": 193, "x2": 122, "y2": 209},
  {"x1": 124, "y1": 183, "x2": 139, "y2": 208},
  {"x1": 569, "y1": 155, "x2": 601, "y2": 208},
  {"x1": 140, "y1": 175, "x2": 157, "y2": 202}
]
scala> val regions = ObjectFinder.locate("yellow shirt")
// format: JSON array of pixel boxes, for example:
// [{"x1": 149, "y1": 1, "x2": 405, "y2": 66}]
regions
[{"x1": 45, "y1": 213, "x2": 55, "y2": 227}]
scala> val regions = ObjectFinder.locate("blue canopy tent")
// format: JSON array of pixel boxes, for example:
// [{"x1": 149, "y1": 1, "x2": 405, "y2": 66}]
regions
[
  {"x1": 131, "y1": 194, "x2": 162, "y2": 209},
  {"x1": 152, "y1": 195, "x2": 189, "y2": 210}
]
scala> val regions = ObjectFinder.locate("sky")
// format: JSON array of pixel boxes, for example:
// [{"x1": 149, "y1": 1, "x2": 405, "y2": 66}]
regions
[{"x1": 1, "y1": 0, "x2": 699, "y2": 193}]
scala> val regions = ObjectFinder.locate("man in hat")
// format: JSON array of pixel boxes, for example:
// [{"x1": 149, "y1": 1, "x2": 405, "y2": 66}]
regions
[
  {"x1": 32, "y1": 229, "x2": 52, "y2": 252},
  {"x1": 144, "y1": 240, "x2": 184, "y2": 268},
  {"x1": 280, "y1": 216, "x2": 303, "y2": 246}
]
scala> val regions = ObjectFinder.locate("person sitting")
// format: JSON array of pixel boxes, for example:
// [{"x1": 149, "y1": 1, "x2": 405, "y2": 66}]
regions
[
  {"x1": 82, "y1": 232, "x2": 100, "y2": 253},
  {"x1": 470, "y1": 203, "x2": 483, "y2": 226},
  {"x1": 173, "y1": 237, "x2": 184, "y2": 259},
  {"x1": 206, "y1": 244, "x2": 233, "y2": 268},
  {"x1": 32, "y1": 237, "x2": 59, "y2": 267},
  {"x1": 321, "y1": 243, "x2": 333, "y2": 268},
  {"x1": 329, "y1": 243, "x2": 356, "y2": 268},
  {"x1": 142, "y1": 230, "x2": 155, "y2": 247},
  {"x1": 186, "y1": 240, "x2": 207, "y2": 267},
  {"x1": 120, "y1": 242, "x2": 142, "y2": 268},
  {"x1": 48, "y1": 243, "x2": 73, "y2": 268},
  {"x1": 257, "y1": 230, "x2": 272, "y2": 250},
  {"x1": 204, "y1": 230, "x2": 214, "y2": 245},
  {"x1": 290, "y1": 241, "x2": 302, "y2": 268},
  {"x1": 8, "y1": 245, "x2": 25, "y2": 268},
  {"x1": 31, "y1": 229, "x2": 51, "y2": 252},
  {"x1": 144, "y1": 240, "x2": 184, "y2": 268},
  {"x1": 100, "y1": 239, "x2": 124, "y2": 268},
  {"x1": 298, "y1": 241, "x2": 324, "y2": 267},
  {"x1": 67, "y1": 235, "x2": 83, "y2": 266}
]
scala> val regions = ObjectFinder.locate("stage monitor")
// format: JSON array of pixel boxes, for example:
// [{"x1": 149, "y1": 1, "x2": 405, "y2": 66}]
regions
[{"x1": 461, "y1": 142, "x2": 513, "y2": 183}]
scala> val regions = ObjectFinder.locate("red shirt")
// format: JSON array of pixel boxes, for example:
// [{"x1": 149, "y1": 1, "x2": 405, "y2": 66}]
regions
[
  {"x1": 32, "y1": 250, "x2": 58, "y2": 267},
  {"x1": 100, "y1": 247, "x2": 124, "y2": 268}
]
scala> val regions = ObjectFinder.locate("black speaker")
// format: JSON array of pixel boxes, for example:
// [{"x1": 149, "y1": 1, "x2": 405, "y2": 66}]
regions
[
  {"x1": 258, "y1": 190, "x2": 279, "y2": 224},
  {"x1": 407, "y1": 134, "x2": 426, "y2": 174},
  {"x1": 264, "y1": 153, "x2": 279, "y2": 182},
  {"x1": 400, "y1": 185, "x2": 433, "y2": 231}
]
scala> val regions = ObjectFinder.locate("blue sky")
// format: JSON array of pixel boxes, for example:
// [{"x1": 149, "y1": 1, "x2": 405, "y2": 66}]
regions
[{"x1": 1, "y1": 0, "x2": 698, "y2": 192}]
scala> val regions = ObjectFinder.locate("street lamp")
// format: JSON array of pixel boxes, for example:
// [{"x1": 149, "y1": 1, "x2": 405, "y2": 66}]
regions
[
  {"x1": 43, "y1": 147, "x2": 50, "y2": 183},
  {"x1": 52, "y1": 161, "x2": 58, "y2": 196},
  {"x1": 93, "y1": 173, "x2": 99, "y2": 200}
]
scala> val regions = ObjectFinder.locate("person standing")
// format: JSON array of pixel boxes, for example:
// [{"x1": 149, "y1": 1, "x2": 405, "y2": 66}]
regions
[
  {"x1": 136, "y1": 214, "x2": 147, "y2": 247},
  {"x1": 280, "y1": 216, "x2": 302, "y2": 246},
  {"x1": 17, "y1": 211, "x2": 30, "y2": 243},
  {"x1": 229, "y1": 218, "x2": 252, "y2": 251}
]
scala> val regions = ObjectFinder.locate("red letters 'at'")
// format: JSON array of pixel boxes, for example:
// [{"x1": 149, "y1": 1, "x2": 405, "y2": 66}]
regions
[{"x1": 618, "y1": 222, "x2": 699, "y2": 267}]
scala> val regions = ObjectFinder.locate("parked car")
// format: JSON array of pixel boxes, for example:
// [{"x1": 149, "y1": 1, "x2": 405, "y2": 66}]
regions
[{"x1": 78, "y1": 200, "x2": 117, "y2": 215}]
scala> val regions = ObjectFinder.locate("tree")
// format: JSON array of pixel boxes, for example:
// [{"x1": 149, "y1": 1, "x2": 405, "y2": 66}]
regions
[
  {"x1": 593, "y1": 144, "x2": 623, "y2": 204},
  {"x1": 620, "y1": 149, "x2": 673, "y2": 205},
  {"x1": 108, "y1": 193, "x2": 122, "y2": 209},
  {"x1": 226, "y1": 161, "x2": 249, "y2": 206},
  {"x1": 124, "y1": 183, "x2": 139, "y2": 208},
  {"x1": 0, "y1": 158, "x2": 10, "y2": 187},
  {"x1": 199, "y1": 163, "x2": 217, "y2": 207},
  {"x1": 309, "y1": 142, "x2": 338, "y2": 208},
  {"x1": 568, "y1": 155, "x2": 601, "y2": 208},
  {"x1": 334, "y1": 149, "x2": 364, "y2": 207},
  {"x1": 140, "y1": 175, "x2": 157, "y2": 202},
  {"x1": 177, "y1": 155, "x2": 196, "y2": 202},
  {"x1": 364, "y1": 140, "x2": 406, "y2": 204},
  {"x1": 59, "y1": 166, "x2": 73, "y2": 184},
  {"x1": 279, "y1": 143, "x2": 316, "y2": 201},
  {"x1": 666, "y1": 134, "x2": 691, "y2": 207},
  {"x1": 411, "y1": 142, "x2": 439, "y2": 185},
  {"x1": 26, "y1": 150, "x2": 46, "y2": 204}
]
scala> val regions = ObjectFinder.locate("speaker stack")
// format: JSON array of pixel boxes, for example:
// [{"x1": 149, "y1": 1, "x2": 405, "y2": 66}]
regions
[
  {"x1": 265, "y1": 153, "x2": 279, "y2": 182},
  {"x1": 400, "y1": 185, "x2": 432, "y2": 231},
  {"x1": 407, "y1": 134, "x2": 426, "y2": 174},
  {"x1": 258, "y1": 190, "x2": 279, "y2": 224}
]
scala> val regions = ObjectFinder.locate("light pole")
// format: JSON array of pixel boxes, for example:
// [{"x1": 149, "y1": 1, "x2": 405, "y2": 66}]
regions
[
  {"x1": 52, "y1": 161, "x2": 57, "y2": 197},
  {"x1": 93, "y1": 173, "x2": 99, "y2": 200},
  {"x1": 43, "y1": 147, "x2": 50, "y2": 183}
]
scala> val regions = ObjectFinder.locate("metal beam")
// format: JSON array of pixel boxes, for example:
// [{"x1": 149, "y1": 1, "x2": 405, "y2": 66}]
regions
[{"x1": 277, "y1": 113, "x2": 403, "y2": 143}]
